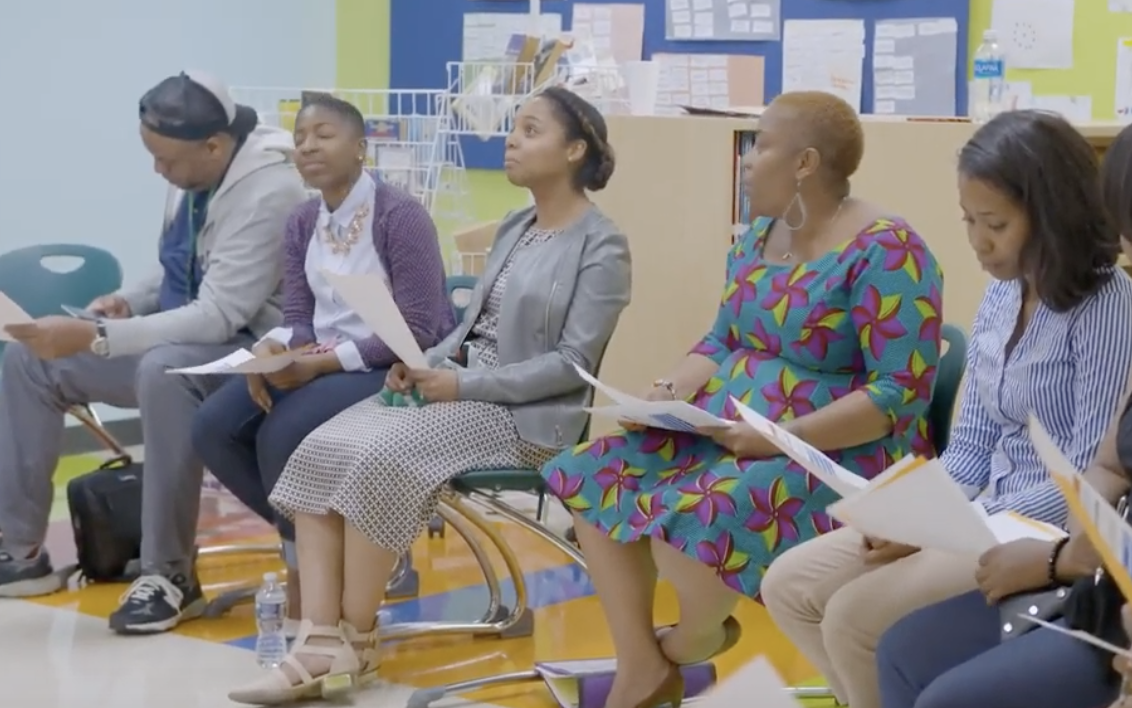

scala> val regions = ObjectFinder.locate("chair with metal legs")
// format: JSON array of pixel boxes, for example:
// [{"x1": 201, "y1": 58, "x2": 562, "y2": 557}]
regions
[
  {"x1": 197, "y1": 275, "x2": 489, "y2": 615},
  {"x1": 408, "y1": 325, "x2": 970, "y2": 708},
  {"x1": 203, "y1": 550, "x2": 419, "y2": 617}
]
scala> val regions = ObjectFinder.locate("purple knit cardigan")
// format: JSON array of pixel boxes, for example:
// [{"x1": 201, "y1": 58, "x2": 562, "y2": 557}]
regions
[{"x1": 283, "y1": 180, "x2": 455, "y2": 369}]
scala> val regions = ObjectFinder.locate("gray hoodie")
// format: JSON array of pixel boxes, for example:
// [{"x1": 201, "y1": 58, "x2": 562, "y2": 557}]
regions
[{"x1": 105, "y1": 125, "x2": 307, "y2": 358}]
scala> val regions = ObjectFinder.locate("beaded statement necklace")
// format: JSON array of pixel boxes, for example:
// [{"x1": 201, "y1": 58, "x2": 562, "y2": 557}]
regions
[{"x1": 321, "y1": 201, "x2": 370, "y2": 256}]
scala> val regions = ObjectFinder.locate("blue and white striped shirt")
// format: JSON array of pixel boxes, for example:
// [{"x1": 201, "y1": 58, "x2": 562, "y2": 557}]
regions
[{"x1": 943, "y1": 270, "x2": 1132, "y2": 527}]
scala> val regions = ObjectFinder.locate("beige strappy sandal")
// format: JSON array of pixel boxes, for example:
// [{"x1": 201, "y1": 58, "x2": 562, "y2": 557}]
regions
[
  {"x1": 343, "y1": 620, "x2": 380, "y2": 684},
  {"x1": 228, "y1": 621, "x2": 361, "y2": 706}
]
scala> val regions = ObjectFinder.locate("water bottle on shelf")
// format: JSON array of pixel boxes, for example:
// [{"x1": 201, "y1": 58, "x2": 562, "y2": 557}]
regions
[
  {"x1": 971, "y1": 29, "x2": 1006, "y2": 122},
  {"x1": 254, "y1": 572, "x2": 288, "y2": 669}
]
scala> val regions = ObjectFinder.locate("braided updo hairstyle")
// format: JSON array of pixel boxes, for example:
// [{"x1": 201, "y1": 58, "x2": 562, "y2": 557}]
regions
[{"x1": 538, "y1": 86, "x2": 617, "y2": 192}]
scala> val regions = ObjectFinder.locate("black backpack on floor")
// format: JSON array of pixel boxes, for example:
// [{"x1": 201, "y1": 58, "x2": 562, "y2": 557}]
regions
[{"x1": 66, "y1": 455, "x2": 143, "y2": 582}]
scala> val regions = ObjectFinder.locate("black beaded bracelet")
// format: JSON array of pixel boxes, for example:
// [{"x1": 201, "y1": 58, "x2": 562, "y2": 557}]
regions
[{"x1": 1047, "y1": 536, "x2": 1071, "y2": 586}]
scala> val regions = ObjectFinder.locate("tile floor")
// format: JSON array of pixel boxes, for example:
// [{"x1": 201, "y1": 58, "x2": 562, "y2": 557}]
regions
[{"x1": 1, "y1": 446, "x2": 825, "y2": 707}]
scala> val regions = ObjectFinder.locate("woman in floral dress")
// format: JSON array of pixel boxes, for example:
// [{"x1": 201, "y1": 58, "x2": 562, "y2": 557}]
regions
[{"x1": 539, "y1": 91, "x2": 944, "y2": 708}]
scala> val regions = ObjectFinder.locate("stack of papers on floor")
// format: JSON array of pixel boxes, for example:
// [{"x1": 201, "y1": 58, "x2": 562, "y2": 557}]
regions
[
  {"x1": 535, "y1": 658, "x2": 717, "y2": 708},
  {"x1": 693, "y1": 656, "x2": 802, "y2": 708}
]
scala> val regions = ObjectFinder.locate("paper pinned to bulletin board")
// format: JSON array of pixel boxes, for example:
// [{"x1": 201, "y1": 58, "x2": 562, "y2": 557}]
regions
[
  {"x1": 571, "y1": 4, "x2": 645, "y2": 63},
  {"x1": 969, "y1": 0, "x2": 1132, "y2": 119},
  {"x1": 782, "y1": 19, "x2": 866, "y2": 110},
  {"x1": 990, "y1": 0, "x2": 1074, "y2": 69},
  {"x1": 873, "y1": 18, "x2": 959, "y2": 116},
  {"x1": 1118, "y1": 37, "x2": 1132, "y2": 121},
  {"x1": 665, "y1": 0, "x2": 780, "y2": 41},
  {"x1": 462, "y1": 13, "x2": 563, "y2": 61},
  {"x1": 653, "y1": 53, "x2": 765, "y2": 114}
]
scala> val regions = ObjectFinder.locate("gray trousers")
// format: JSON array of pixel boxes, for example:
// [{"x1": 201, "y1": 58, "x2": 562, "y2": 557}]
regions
[{"x1": 0, "y1": 337, "x2": 251, "y2": 574}]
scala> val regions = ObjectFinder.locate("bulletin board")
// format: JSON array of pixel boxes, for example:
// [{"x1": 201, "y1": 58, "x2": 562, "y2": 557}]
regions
[
  {"x1": 390, "y1": 0, "x2": 971, "y2": 170},
  {"x1": 969, "y1": 0, "x2": 1132, "y2": 120}
]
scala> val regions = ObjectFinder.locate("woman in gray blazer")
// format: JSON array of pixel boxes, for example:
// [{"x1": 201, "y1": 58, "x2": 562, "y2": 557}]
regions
[{"x1": 227, "y1": 87, "x2": 632, "y2": 706}]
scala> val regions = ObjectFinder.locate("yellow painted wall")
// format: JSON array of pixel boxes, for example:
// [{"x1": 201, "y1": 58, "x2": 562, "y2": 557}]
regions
[{"x1": 968, "y1": 1, "x2": 1132, "y2": 119}]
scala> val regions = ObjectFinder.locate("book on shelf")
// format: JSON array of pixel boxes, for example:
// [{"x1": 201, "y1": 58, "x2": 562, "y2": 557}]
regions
[{"x1": 732, "y1": 129, "x2": 757, "y2": 240}]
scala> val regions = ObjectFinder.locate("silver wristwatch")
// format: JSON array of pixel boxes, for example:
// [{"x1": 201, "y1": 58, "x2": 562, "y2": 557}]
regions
[{"x1": 90, "y1": 320, "x2": 110, "y2": 357}]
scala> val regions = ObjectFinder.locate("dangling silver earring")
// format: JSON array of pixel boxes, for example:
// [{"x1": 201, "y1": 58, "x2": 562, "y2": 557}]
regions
[{"x1": 782, "y1": 180, "x2": 808, "y2": 231}]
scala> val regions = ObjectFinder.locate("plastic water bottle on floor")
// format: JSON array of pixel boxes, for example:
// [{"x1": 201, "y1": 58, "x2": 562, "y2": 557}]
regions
[
  {"x1": 254, "y1": 572, "x2": 288, "y2": 669},
  {"x1": 971, "y1": 29, "x2": 1006, "y2": 122}
]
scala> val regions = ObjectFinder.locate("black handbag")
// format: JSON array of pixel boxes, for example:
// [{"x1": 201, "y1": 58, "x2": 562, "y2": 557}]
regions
[
  {"x1": 66, "y1": 454, "x2": 143, "y2": 583},
  {"x1": 1064, "y1": 500, "x2": 1132, "y2": 676},
  {"x1": 1000, "y1": 584, "x2": 1072, "y2": 640}
]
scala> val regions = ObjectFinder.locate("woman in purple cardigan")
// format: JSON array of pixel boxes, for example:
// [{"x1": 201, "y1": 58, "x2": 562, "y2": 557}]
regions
[{"x1": 190, "y1": 94, "x2": 453, "y2": 618}]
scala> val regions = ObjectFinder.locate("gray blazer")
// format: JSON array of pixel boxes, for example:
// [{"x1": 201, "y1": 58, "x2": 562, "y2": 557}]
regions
[{"x1": 425, "y1": 205, "x2": 632, "y2": 448}]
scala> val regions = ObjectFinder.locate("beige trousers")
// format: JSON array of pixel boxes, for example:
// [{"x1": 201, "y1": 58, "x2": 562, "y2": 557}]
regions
[{"x1": 761, "y1": 527, "x2": 981, "y2": 708}]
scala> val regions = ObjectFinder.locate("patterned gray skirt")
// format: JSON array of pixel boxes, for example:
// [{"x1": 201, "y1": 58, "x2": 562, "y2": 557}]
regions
[{"x1": 269, "y1": 396, "x2": 555, "y2": 553}]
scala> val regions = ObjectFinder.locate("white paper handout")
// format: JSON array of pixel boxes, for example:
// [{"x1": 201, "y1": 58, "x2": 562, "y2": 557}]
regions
[
  {"x1": 731, "y1": 398, "x2": 867, "y2": 497},
  {"x1": 828, "y1": 458, "x2": 1001, "y2": 554},
  {"x1": 0, "y1": 291, "x2": 33, "y2": 342},
  {"x1": 827, "y1": 457, "x2": 1064, "y2": 555},
  {"x1": 168, "y1": 348, "x2": 303, "y2": 375},
  {"x1": 321, "y1": 270, "x2": 428, "y2": 369},
  {"x1": 696, "y1": 656, "x2": 802, "y2": 708},
  {"x1": 572, "y1": 364, "x2": 732, "y2": 433}
]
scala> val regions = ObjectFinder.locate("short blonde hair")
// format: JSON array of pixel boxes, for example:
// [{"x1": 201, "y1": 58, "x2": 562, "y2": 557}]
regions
[{"x1": 770, "y1": 91, "x2": 864, "y2": 182}]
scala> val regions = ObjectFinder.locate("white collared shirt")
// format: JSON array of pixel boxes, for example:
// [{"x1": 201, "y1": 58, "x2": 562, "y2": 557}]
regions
[{"x1": 304, "y1": 171, "x2": 385, "y2": 372}]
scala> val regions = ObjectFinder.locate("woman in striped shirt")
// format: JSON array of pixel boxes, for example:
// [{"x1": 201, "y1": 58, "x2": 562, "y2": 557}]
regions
[
  {"x1": 762, "y1": 110, "x2": 1132, "y2": 708},
  {"x1": 872, "y1": 121, "x2": 1132, "y2": 708}
]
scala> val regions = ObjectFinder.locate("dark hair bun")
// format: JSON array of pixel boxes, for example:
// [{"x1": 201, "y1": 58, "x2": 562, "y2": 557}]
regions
[
  {"x1": 586, "y1": 145, "x2": 616, "y2": 191},
  {"x1": 539, "y1": 87, "x2": 615, "y2": 192}
]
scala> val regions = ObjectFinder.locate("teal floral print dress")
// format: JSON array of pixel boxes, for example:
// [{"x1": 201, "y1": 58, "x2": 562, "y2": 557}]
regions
[{"x1": 540, "y1": 217, "x2": 945, "y2": 600}]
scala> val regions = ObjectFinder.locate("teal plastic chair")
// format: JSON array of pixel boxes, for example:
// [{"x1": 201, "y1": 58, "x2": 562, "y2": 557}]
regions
[
  {"x1": 0, "y1": 244, "x2": 127, "y2": 456},
  {"x1": 445, "y1": 273, "x2": 478, "y2": 322},
  {"x1": 932, "y1": 323, "x2": 968, "y2": 454},
  {"x1": 0, "y1": 244, "x2": 123, "y2": 322}
]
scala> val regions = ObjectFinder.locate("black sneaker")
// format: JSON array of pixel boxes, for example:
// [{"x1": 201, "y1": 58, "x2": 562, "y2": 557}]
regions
[
  {"x1": 0, "y1": 547, "x2": 64, "y2": 597},
  {"x1": 108, "y1": 572, "x2": 206, "y2": 634}
]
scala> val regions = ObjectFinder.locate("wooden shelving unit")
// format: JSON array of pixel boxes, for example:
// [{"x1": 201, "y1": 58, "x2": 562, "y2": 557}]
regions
[{"x1": 587, "y1": 116, "x2": 1128, "y2": 433}]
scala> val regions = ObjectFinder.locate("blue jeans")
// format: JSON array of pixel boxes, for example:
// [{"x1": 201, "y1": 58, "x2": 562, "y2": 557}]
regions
[
  {"x1": 877, "y1": 589, "x2": 1117, "y2": 708},
  {"x1": 190, "y1": 370, "x2": 388, "y2": 542}
]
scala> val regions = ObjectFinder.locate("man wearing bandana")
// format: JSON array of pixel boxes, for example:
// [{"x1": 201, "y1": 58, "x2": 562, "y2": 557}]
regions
[{"x1": 0, "y1": 71, "x2": 307, "y2": 634}]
